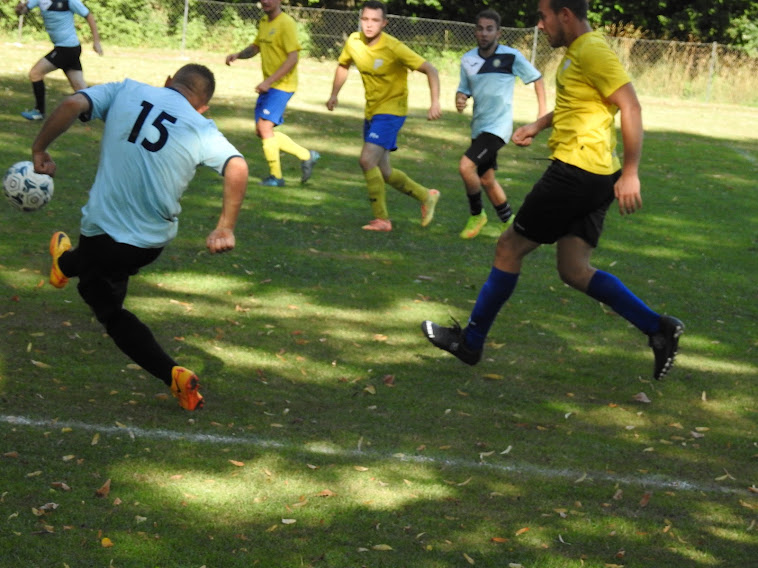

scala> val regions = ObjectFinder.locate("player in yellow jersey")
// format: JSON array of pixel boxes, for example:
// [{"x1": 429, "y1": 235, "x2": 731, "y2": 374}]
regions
[
  {"x1": 326, "y1": 0, "x2": 441, "y2": 232},
  {"x1": 226, "y1": 0, "x2": 319, "y2": 187},
  {"x1": 423, "y1": 0, "x2": 683, "y2": 381}
]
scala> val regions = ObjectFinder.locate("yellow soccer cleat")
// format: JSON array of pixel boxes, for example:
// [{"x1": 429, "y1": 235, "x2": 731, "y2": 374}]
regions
[
  {"x1": 459, "y1": 211, "x2": 487, "y2": 239},
  {"x1": 49, "y1": 231, "x2": 71, "y2": 288}
]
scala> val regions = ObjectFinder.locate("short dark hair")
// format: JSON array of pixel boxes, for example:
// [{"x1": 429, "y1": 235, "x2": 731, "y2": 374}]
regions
[
  {"x1": 549, "y1": 0, "x2": 589, "y2": 20},
  {"x1": 361, "y1": 1, "x2": 387, "y2": 19},
  {"x1": 173, "y1": 64, "x2": 216, "y2": 104},
  {"x1": 476, "y1": 9, "x2": 501, "y2": 28}
]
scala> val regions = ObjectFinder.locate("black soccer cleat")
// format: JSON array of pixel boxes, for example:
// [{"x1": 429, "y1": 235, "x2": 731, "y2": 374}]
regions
[
  {"x1": 648, "y1": 315, "x2": 684, "y2": 380},
  {"x1": 421, "y1": 320, "x2": 482, "y2": 366}
]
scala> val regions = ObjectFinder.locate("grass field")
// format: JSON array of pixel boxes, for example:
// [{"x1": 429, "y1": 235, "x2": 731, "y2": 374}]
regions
[{"x1": 1, "y1": 42, "x2": 757, "y2": 568}]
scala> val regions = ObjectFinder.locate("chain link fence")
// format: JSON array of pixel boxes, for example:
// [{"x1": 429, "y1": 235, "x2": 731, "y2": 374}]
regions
[{"x1": 7, "y1": 0, "x2": 757, "y2": 105}]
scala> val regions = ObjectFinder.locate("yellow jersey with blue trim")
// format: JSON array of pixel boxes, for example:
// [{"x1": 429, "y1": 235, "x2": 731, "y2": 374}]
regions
[
  {"x1": 549, "y1": 31, "x2": 631, "y2": 175},
  {"x1": 253, "y1": 11, "x2": 300, "y2": 93},
  {"x1": 338, "y1": 32, "x2": 426, "y2": 119}
]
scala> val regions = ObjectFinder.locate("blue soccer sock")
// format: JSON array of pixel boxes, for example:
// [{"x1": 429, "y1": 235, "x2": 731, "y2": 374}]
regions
[
  {"x1": 465, "y1": 267, "x2": 519, "y2": 350},
  {"x1": 586, "y1": 270, "x2": 660, "y2": 335}
]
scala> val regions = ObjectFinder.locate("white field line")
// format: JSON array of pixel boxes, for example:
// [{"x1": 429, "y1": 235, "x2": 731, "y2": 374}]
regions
[{"x1": 0, "y1": 413, "x2": 743, "y2": 496}]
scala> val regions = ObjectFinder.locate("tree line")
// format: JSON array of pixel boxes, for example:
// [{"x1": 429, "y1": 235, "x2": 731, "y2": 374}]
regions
[{"x1": 292, "y1": 0, "x2": 758, "y2": 48}]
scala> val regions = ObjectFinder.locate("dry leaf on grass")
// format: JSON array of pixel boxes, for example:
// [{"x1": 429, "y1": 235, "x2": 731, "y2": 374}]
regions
[
  {"x1": 101, "y1": 537, "x2": 114, "y2": 548},
  {"x1": 95, "y1": 479, "x2": 111, "y2": 498},
  {"x1": 371, "y1": 544, "x2": 393, "y2": 551},
  {"x1": 229, "y1": 460, "x2": 245, "y2": 467}
]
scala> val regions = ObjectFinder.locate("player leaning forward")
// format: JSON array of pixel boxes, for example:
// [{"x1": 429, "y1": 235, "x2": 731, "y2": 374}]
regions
[
  {"x1": 422, "y1": 0, "x2": 684, "y2": 380},
  {"x1": 32, "y1": 64, "x2": 248, "y2": 410}
]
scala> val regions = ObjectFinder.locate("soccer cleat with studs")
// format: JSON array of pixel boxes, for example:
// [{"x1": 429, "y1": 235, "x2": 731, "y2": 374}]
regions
[
  {"x1": 460, "y1": 211, "x2": 488, "y2": 239},
  {"x1": 170, "y1": 366, "x2": 204, "y2": 410},
  {"x1": 300, "y1": 150, "x2": 320, "y2": 183},
  {"x1": 648, "y1": 315, "x2": 684, "y2": 379},
  {"x1": 49, "y1": 231, "x2": 71, "y2": 288},
  {"x1": 420, "y1": 189, "x2": 440, "y2": 227},
  {"x1": 421, "y1": 319, "x2": 482, "y2": 365},
  {"x1": 21, "y1": 108, "x2": 44, "y2": 121},
  {"x1": 260, "y1": 175, "x2": 285, "y2": 187}
]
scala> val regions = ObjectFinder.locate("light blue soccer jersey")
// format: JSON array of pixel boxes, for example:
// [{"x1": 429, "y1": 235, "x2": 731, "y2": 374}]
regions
[
  {"x1": 78, "y1": 79, "x2": 242, "y2": 248},
  {"x1": 27, "y1": 0, "x2": 89, "y2": 48},
  {"x1": 458, "y1": 45, "x2": 542, "y2": 142}
]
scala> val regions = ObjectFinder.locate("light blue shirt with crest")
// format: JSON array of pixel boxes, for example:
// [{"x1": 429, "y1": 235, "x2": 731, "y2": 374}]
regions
[
  {"x1": 79, "y1": 79, "x2": 242, "y2": 248},
  {"x1": 458, "y1": 44, "x2": 542, "y2": 142},
  {"x1": 27, "y1": 0, "x2": 89, "y2": 47}
]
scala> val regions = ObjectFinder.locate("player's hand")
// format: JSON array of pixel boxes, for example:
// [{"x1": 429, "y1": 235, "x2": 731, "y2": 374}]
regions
[
  {"x1": 255, "y1": 80, "x2": 271, "y2": 94},
  {"x1": 511, "y1": 123, "x2": 538, "y2": 147},
  {"x1": 93, "y1": 41, "x2": 103, "y2": 56},
  {"x1": 225, "y1": 53, "x2": 238, "y2": 66},
  {"x1": 326, "y1": 96, "x2": 338, "y2": 111},
  {"x1": 33, "y1": 151, "x2": 56, "y2": 177},
  {"x1": 206, "y1": 228, "x2": 236, "y2": 253},
  {"x1": 455, "y1": 93, "x2": 468, "y2": 113},
  {"x1": 427, "y1": 101, "x2": 441, "y2": 121},
  {"x1": 614, "y1": 173, "x2": 642, "y2": 215}
]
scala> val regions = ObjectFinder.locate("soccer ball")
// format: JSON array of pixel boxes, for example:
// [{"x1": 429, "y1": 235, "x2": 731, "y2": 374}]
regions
[{"x1": 3, "y1": 161, "x2": 54, "y2": 212}]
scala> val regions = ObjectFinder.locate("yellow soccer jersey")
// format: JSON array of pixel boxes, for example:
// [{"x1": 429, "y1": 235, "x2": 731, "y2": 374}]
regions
[
  {"x1": 549, "y1": 31, "x2": 631, "y2": 175},
  {"x1": 338, "y1": 31, "x2": 426, "y2": 119},
  {"x1": 254, "y1": 11, "x2": 300, "y2": 93}
]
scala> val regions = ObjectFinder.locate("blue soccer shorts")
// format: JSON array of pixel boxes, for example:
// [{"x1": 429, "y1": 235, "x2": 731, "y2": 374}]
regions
[
  {"x1": 363, "y1": 114, "x2": 407, "y2": 151},
  {"x1": 255, "y1": 88, "x2": 294, "y2": 125}
]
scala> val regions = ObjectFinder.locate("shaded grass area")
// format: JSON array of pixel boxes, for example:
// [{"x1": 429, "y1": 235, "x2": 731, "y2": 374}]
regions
[{"x1": 0, "y1": 43, "x2": 756, "y2": 567}]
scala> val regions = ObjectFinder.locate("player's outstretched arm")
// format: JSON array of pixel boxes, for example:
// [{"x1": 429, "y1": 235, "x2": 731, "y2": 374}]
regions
[
  {"x1": 31, "y1": 93, "x2": 91, "y2": 176},
  {"x1": 226, "y1": 44, "x2": 259, "y2": 65},
  {"x1": 326, "y1": 64, "x2": 350, "y2": 111},
  {"x1": 607, "y1": 82, "x2": 643, "y2": 215},
  {"x1": 417, "y1": 61, "x2": 441, "y2": 120},
  {"x1": 206, "y1": 157, "x2": 249, "y2": 254},
  {"x1": 85, "y1": 12, "x2": 103, "y2": 55}
]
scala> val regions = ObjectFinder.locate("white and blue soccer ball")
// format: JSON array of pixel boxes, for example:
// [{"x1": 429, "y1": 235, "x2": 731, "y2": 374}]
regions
[{"x1": 3, "y1": 160, "x2": 54, "y2": 212}]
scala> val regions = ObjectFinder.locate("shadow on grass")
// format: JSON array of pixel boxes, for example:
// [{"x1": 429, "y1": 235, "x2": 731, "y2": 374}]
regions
[{"x1": 1, "y1": 66, "x2": 756, "y2": 567}]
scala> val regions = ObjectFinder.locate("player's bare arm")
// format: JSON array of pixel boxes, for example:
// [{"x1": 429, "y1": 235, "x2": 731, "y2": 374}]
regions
[
  {"x1": 206, "y1": 156, "x2": 248, "y2": 254},
  {"x1": 417, "y1": 61, "x2": 441, "y2": 120},
  {"x1": 455, "y1": 91, "x2": 469, "y2": 113},
  {"x1": 607, "y1": 82, "x2": 643, "y2": 215},
  {"x1": 226, "y1": 44, "x2": 259, "y2": 65},
  {"x1": 86, "y1": 13, "x2": 103, "y2": 55},
  {"x1": 511, "y1": 111, "x2": 553, "y2": 147},
  {"x1": 533, "y1": 77, "x2": 547, "y2": 118},
  {"x1": 31, "y1": 93, "x2": 91, "y2": 176},
  {"x1": 326, "y1": 64, "x2": 350, "y2": 111}
]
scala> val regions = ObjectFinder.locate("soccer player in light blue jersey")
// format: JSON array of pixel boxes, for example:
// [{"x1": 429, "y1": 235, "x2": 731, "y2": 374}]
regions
[
  {"x1": 31, "y1": 64, "x2": 249, "y2": 411},
  {"x1": 456, "y1": 9, "x2": 546, "y2": 239},
  {"x1": 15, "y1": 0, "x2": 103, "y2": 121}
]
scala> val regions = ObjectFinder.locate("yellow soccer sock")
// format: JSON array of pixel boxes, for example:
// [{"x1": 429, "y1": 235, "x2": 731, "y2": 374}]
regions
[
  {"x1": 387, "y1": 168, "x2": 428, "y2": 202},
  {"x1": 364, "y1": 167, "x2": 389, "y2": 219},
  {"x1": 274, "y1": 131, "x2": 311, "y2": 161},
  {"x1": 261, "y1": 136, "x2": 283, "y2": 179}
]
